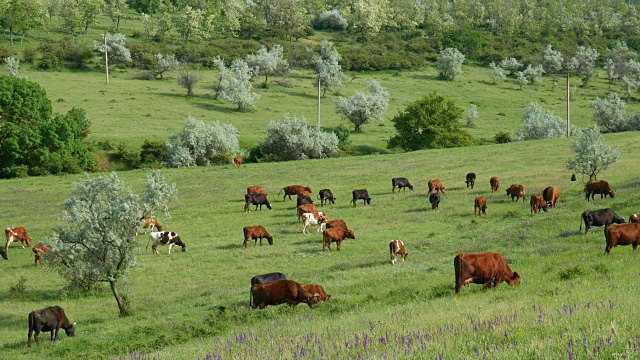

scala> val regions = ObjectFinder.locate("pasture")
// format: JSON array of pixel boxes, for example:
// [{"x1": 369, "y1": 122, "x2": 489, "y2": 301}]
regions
[{"x1": 1, "y1": 132, "x2": 640, "y2": 358}]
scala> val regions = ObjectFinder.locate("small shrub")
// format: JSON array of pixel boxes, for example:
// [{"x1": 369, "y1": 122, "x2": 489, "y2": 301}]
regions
[
  {"x1": 333, "y1": 124, "x2": 351, "y2": 147},
  {"x1": 258, "y1": 115, "x2": 339, "y2": 161},
  {"x1": 494, "y1": 131, "x2": 512, "y2": 143},
  {"x1": 313, "y1": 9, "x2": 348, "y2": 31},
  {"x1": 10, "y1": 276, "x2": 27, "y2": 298},
  {"x1": 559, "y1": 265, "x2": 586, "y2": 280},
  {"x1": 23, "y1": 47, "x2": 38, "y2": 63},
  {"x1": 140, "y1": 140, "x2": 168, "y2": 165}
]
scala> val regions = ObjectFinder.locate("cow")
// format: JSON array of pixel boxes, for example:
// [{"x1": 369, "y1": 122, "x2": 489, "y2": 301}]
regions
[
  {"x1": 571, "y1": 173, "x2": 576, "y2": 181},
  {"x1": 465, "y1": 173, "x2": 476, "y2": 189},
  {"x1": 247, "y1": 186, "x2": 267, "y2": 196},
  {"x1": 506, "y1": 184, "x2": 526, "y2": 202},
  {"x1": 490, "y1": 177, "x2": 500, "y2": 194},
  {"x1": 5, "y1": 227, "x2": 32, "y2": 252},
  {"x1": 297, "y1": 204, "x2": 319, "y2": 223},
  {"x1": 296, "y1": 194, "x2": 314, "y2": 207},
  {"x1": 147, "y1": 231, "x2": 186, "y2": 254},
  {"x1": 454, "y1": 252, "x2": 520, "y2": 295},
  {"x1": 389, "y1": 239, "x2": 408, "y2": 265},
  {"x1": 604, "y1": 223, "x2": 640, "y2": 254},
  {"x1": 139, "y1": 216, "x2": 162, "y2": 235},
  {"x1": 243, "y1": 226, "x2": 273, "y2": 247},
  {"x1": 317, "y1": 189, "x2": 336, "y2": 206},
  {"x1": 302, "y1": 213, "x2": 327, "y2": 234},
  {"x1": 322, "y1": 228, "x2": 356, "y2": 251},
  {"x1": 580, "y1": 208, "x2": 625, "y2": 234},
  {"x1": 32, "y1": 245, "x2": 50, "y2": 269},
  {"x1": 244, "y1": 193, "x2": 272, "y2": 213},
  {"x1": 542, "y1": 187, "x2": 561, "y2": 208},
  {"x1": 0, "y1": 247, "x2": 6, "y2": 260},
  {"x1": 280, "y1": 185, "x2": 312, "y2": 201},
  {"x1": 350, "y1": 189, "x2": 371, "y2": 207},
  {"x1": 27, "y1": 306, "x2": 76, "y2": 347},
  {"x1": 300, "y1": 284, "x2": 331, "y2": 301},
  {"x1": 251, "y1": 280, "x2": 320, "y2": 309},
  {"x1": 250, "y1": 272, "x2": 286, "y2": 306},
  {"x1": 629, "y1": 214, "x2": 640, "y2": 223},
  {"x1": 474, "y1": 196, "x2": 487, "y2": 217},
  {"x1": 392, "y1": 177, "x2": 413, "y2": 193},
  {"x1": 429, "y1": 193, "x2": 440, "y2": 210},
  {"x1": 428, "y1": 179, "x2": 446, "y2": 195},
  {"x1": 325, "y1": 219, "x2": 348, "y2": 231},
  {"x1": 233, "y1": 156, "x2": 243, "y2": 168},
  {"x1": 530, "y1": 194, "x2": 548, "y2": 215},
  {"x1": 585, "y1": 180, "x2": 615, "y2": 201}
]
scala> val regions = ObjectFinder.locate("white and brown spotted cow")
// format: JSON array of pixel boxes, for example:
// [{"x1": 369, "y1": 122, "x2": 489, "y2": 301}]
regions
[
  {"x1": 389, "y1": 239, "x2": 408, "y2": 265},
  {"x1": 302, "y1": 213, "x2": 327, "y2": 234},
  {"x1": 138, "y1": 216, "x2": 163, "y2": 235},
  {"x1": 5, "y1": 227, "x2": 32, "y2": 252},
  {"x1": 147, "y1": 231, "x2": 186, "y2": 255}
]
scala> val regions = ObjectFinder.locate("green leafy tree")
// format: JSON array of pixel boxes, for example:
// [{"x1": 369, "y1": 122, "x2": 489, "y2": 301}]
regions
[
  {"x1": 218, "y1": 0, "x2": 244, "y2": 37},
  {"x1": 349, "y1": 0, "x2": 389, "y2": 40},
  {"x1": 388, "y1": 92, "x2": 473, "y2": 151},
  {"x1": 271, "y1": 0, "x2": 308, "y2": 42},
  {"x1": 567, "y1": 126, "x2": 621, "y2": 181},
  {"x1": 0, "y1": 0, "x2": 47, "y2": 45},
  {"x1": 436, "y1": 48, "x2": 465, "y2": 81},
  {"x1": 59, "y1": 0, "x2": 82, "y2": 37},
  {"x1": 177, "y1": 5, "x2": 214, "y2": 42},
  {"x1": 334, "y1": 79, "x2": 389, "y2": 132},
  {"x1": 77, "y1": 0, "x2": 101, "y2": 34},
  {"x1": 308, "y1": 40, "x2": 345, "y2": 97},
  {"x1": 104, "y1": 0, "x2": 129, "y2": 31},
  {"x1": 387, "y1": 0, "x2": 424, "y2": 34}
]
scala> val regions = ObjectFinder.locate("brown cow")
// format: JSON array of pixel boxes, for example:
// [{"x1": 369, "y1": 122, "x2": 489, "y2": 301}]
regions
[
  {"x1": 233, "y1": 156, "x2": 243, "y2": 168},
  {"x1": 389, "y1": 239, "x2": 407, "y2": 265},
  {"x1": 506, "y1": 184, "x2": 526, "y2": 203},
  {"x1": 325, "y1": 219, "x2": 348, "y2": 231},
  {"x1": 139, "y1": 216, "x2": 163, "y2": 235},
  {"x1": 604, "y1": 223, "x2": 640, "y2": 254},
  {"x1": 281, "y1": 185, "x2": 312, "y2": 201},
  {"x1": 297, "y1": 204, "x2": 319, "y2": 223},
  {"x1": 530, "y1": 194, "x2": 548, "y2": 215},
  {"x1": 454, "y1": 252, "x2": 520, "y2": 295},
  {"x1": 490, "y1": 177, "x2": 500, "y2": 194},
  {"x1": 247, "y1": 186, "x2": 267, "y2": 196},
  {"x1": 300, "y1": 284, "x2": 331, "y2": 301},
  {"x1": 243, "y1": 226, "x2": 273, "y2": 248},
  {"x1": 5, "y1": 227, "x2": 32, "y2": 252},
  {"x1": 542, "y1": 187, "x2": 561, "y2": 208},
  {"x1": 251, "y1": 280, "x2": 320, "y2": 309},
  {"x1": 629, "y1": 214, "x2": 640, "y2": 223},
  {"x1": 32, "y1": 245, "x2": 50, "y2": 269},
  {"x1": 28, "y1": 306, "x2": 76, "y2": 347},
  {"x1": 428, "y1": 179, "x2": 446, "y2": 194},
  {"x1": 585, "y1": 180, "x2": 615, "y2": 202},
  {"x1": 322, "y1": 228, "x2": 356, "y2": 251},
  {"x1": 474, "y1": 196, "x2": 487, "y2": 217}
]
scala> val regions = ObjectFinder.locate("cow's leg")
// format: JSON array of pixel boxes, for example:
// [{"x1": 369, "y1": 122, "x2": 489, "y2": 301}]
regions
[
  {"x1": 28, "y1": 328, "x2": 34, "y2": 347},
  {"x1": 168, "y1": 243, "x2": 173, "y2": 254},
  {"x1": 34, "y1": 330, "x2": 40, "y2": 346}
]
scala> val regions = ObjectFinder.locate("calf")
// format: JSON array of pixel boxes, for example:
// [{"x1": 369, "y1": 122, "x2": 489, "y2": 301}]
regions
[
  {"x1": 350, "y1": 189, "x2": 371, "y2": 207},
  {"x1": 542, "y1": 187, "x2": 561, "y2": 208},
  {"x1": 392, "y1": 177, "x2": 413, "y2": 193},
  {"x1": 429, "y1": 193, "x2": 440, "y2": 210},
  {"x1": 250, "y1": 272, "x2": 286, "y2": 306},
  {"x1": 251, "y1": 280, "x2": 320, "y2": 309},
  {"x1": 474, "y1": 196, "x2": 487, "y2": 217},
  {"x1": 297, "y1": 204, "x2": 319, "y2": 223},
  {"x1": 247, "y1": 186, "x2": 267, "y2": 196},
  {"x1": 243, "y1": 226, "x2": 273, "y2": 247},
  {"x1": 296, "y1": 194, "x2": 314, "y2": 207},
  {"x1": 32, "y1": 245, "x2": 50, "y2": 269},
  {"x1": 302, "y1": 213, "x2": 327, "y2": 234},
  {"x1": 5, "y1": 227, "x2": 32, "y2": 252},
  {"x1": 585, "y1": 180, "x2": 615, "y2": 201},
  {"x1": 325, "y1": 219, "x2": 348, "y2": 231},
  {"x1": 454, "y1": 252, "x2": 520, "y2": 295},
  {"x1": 28, "y1": 306, "x2": 76, "y2": 347},
  {"x1": 605, "y1": 223, "x2": 640, "y2": 254},
  {"x1": 629, "y1": 214, "x2": 640, "y2": 223},
  {"x1": 281, "y1": 185, "x2": 312, "y2": 201},
  {"x1": 580, "y1": 208, "x2": 625, "y2": 234},
  {"x1": 506, "y1": 184, "x2": 526, "y2": 203},
  {"x1": 244, "y1": 193, "x2": 272, "y2": 212},
  {"x1": 323, "y1": 228, "x2": 356, "y2": 251},
  {"x1": 301, "y1": 284, "x2": 331, "y2": 301},
  {"x1": 147, "y1": 231, "x2": 186, "y2": 254},
  {"x1": 530, "y1": 194, "x2": 548, "y2": 215},
  {"x1": 465, "y1": 173, "x2": 476, "y2": 189},
  {"x1": 428, "y1": 179, "x2": 446, "y2": 194},
  {"x1": 490, "y1": 176, "x2": 500, "y2": 194},
  {"x1": 389, "y1": 239, "x2": 408, "y2": 265},
  {"x1": 317, "y1": 189, "x2": 336, "y2": 206},
  {"x1": 233, "y1": 156, "x2": 243, "y2": 168},
  {"x1": 139, "y1": 216, "x2": 162, "y2": 235}
]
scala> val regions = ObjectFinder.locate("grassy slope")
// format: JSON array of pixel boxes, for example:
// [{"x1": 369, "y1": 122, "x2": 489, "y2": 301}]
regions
[{"x1": 1, "y1": 132, "x2": 639, "y2": 359}]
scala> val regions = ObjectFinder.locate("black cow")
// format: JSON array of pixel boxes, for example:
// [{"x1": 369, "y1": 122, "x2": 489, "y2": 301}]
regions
[
  {"x1": 317, "y1": 189, "x2": 336, "y2": 206},
  {"x1": 0, "y1": 247, "x2": 7, "y2": 260},
  {"x1": 580, "y1": 208, "x2": 625, "y2": 234},
  {"x1": 244, "y1": 193, "x2": 272, "y2": 212},
  {"x1": 250, "y1": 272, "x2": 287, "y2": 306},
  {"x1": 28, "y1": 306, "x2": 76, "y2": 347},
  {"x1": 296, "y1": 195, "x2": 314, "y2": 207},
  {"x1": 392, "y1": 178, "x2": 413, "y2": 193},
  {"x1": 429, "y1": 193, "x2": 440, "y2": 210},
  {"x1": 465, "y1": 173, "x2": 476, "y2": 189},
  {"x1": 571, "y1": 174, "x2": 576, "y2": 181},
  {"x1": 350, "y1": 189, "x2": 371, "y2": 207}
]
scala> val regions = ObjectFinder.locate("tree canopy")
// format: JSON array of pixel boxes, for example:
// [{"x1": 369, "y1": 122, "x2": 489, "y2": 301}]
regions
[{"x1": 567, "y1": 126, "x2": 621, "y2": 182}]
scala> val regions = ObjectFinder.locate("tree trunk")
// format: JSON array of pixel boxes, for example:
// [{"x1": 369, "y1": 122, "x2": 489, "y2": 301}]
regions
[
  {"x1": 116, "y1": 16, "x2": 121, "y2": 31},
  {"x1": 85, "y1": 22, "x2": 89, "y2": 35},
  {"x1": 9, "y1": 23, "x2": 13, "y2": 46},
  {"x1": 109, "y1": 280, "x2": 126, "y2": 316}
]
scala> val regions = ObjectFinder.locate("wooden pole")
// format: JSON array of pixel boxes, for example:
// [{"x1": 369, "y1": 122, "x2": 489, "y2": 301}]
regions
[
  {"x1": 316, "y1": 75, "x2": 321, "y2": 129},
  {"x1": 566, "y1": 71, "x2": 570, "y2": 137},
  {"x1": 104, "y1": 34, "x2": 109, "y2": 84}
]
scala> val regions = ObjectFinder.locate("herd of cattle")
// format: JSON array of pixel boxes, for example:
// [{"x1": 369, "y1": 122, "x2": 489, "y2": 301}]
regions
[{"x1": 4, "y1": 172, "x2": 640, "y2": 347}]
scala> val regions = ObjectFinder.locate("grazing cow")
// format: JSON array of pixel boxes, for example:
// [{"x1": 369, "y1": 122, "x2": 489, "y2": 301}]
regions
[
  {"x1": 604, "y1": 223, "x2": 640, "y2": 254},
  {"x1": 302, "y1": 213, "x2": 327, "y2": 234},
  {"x1": 233, "y1": 156, "x2": 243, "y2": 168},
  {"x1": 428, "y1": 179, "x2": 446, "y2": 194},
  {"x1": 139, "y1": 216, "x2": 162, "y2": 235},
  {"x1": 244, "y1": 193, "x2": 272, "y2": 213},
  {"x1": 629, "y1": 214, "x2": 640, "y2": 223},
  {"x1": 542, "y1": 187, "x2": 561, "y2": 208},
  {"x1": 350, "y1": 189, "x2": 371, "y2": 207},
  {"x1": 5, "y1": 227, "x2": 32, "y2": 252},
  {"x1": 465, "y1": 173, "x2": 476, "y2": 189},
  {"x1": 297, "y1": 204, "x2": 319, "y2": 223},
  {"x1": 474, "y1": 196, "x2": 487, "y2": 217},
  {"x1": 301, "y1": 284, "x2": 331, "y2": 301},
  {"x1": 585, "y1": 180, "x2": 615, "y2": 202},
  {"x1": 317, "y1": 189, "x2": 336, "y2": 206},
  {"x1": 251, "y1": 280, "x2": 320, "y2": 309},
  {"x1": 580, "y1": 208, "x2": 625, "y2": 234},
  {"x1": 429, "y1": 193, "x2": 440, "y2": 210},
  {"x1": 281, "y1": 185, "x2": 312, "y2": 201},
  {"x1": 243, "y1": 226, "x2": 273, "y2": 247},
  {"x1": 530, "y1": 194, "x2": 548, "y2": 215},
  {"x1": 250, "y1": 272, "x2": 286, "y2": 306},
  {"x1": 325, "y1": 219, "x2": 348, "y2": 231},
  {"x1": 32, "y1": 245, "x2": 50, "y2": 269},
  {"x1": 389, "y1": 239, "x2": 408, "y2": 265},
  {"x1": 454, "y1": 252, "x2": 520, "y2": 295},
  {"x1": 392, "y1": 177, "x2": 413, "y2": 193},
  {"x1": 506, "y1": 184, "x2": 526, "y2": 203},
  {"x1": 490, "y1": 177, "x2": 500, "y2": 194},
  {"x1": 27, "y1": 306, "x2": 76, "y2": 347},
  {"x1": 296, "y1": 194, "x2": 314, "y2": 207},
  {"x1": 322, "y1": 228, "x2": 356, "y2": 251},
  {"x1": 571, "y1": 173, "x2": 576, "y2": 181},
  {"x1": 147, "y1": 231, "x2": 186, "y2": 254},
  {"x1": 247, "y1": 186, "x2": 267, "y2": 196}
]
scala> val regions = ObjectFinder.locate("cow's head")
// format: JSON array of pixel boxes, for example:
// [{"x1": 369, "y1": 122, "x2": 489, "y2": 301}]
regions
[
  {"x1": 402, "y1": 252, "x2": 408, "y2": 261},
  {"x1": 608, "y1": 190, "x2": 616, "y2": 198},
  {"x1": 306, "y1": 293, "x2": 321, "y2": 307},
  {"x1": 65, "y1": 323, "x2": 76, "y2": 337},
  {"x1": 508, "y1": 272, "x2": 520, "y2": 286},
  {"x1": 408, "y1": 184, "x2": 414, "y2": 190},
  {"x1": 612, "y1": 214, "x2": 626, "y2": 224},
  {"x1": 266, "y1": 236, "x2": 273, "y2": 245},
  {"x1": 266, "y1": 201, "x2": 272, "y2": 210},
  {"x1": 366, "y1": 197, "x2": 371, "y2": 205},
  {"x1": 346, "y1": 230, "x2": 356, "y2": 239},
  {"x1": 304, "y1": 186, "x2": 312, "y2": 193}
]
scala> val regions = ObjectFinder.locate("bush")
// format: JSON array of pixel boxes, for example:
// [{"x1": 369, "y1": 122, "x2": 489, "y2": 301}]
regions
[
  {"x1": 558, "y1": 265, "x2": 586, "y2": 280},
  {"x1": 436, "y1": 48, "x2": 465, "y2": 81},
  {"x1": 9, "y1": 276, "x2": 27, "y2": 299},
  {"x1": 22, "y1": 47, "x2": 37, "y2": 63},
  {"x1": 313, "y1": 9, "x2": 348, "y2": 31},
  {"x1": 140, "y1": 140, "x2": 168, "y2": 165},
  {"x1": 333, "y1": 124, "x2": 351, "y2": 147},
  {"x1": 37, "y1": 42, "x2": 61, "y2": 70},
  {"x1": 58, "y1": 38, "x2": 94, "y2": 69},
  {"x1": 339, "y1": 44, "x2": 423, "y2": 71},
  {"x1": 515, "y1": 102, "x2": 575, "y2": 140},
  {"x1": 589, "y1": 93, "x2": 636, "y2": 133},
  {"x1": 258, "y1": 115, "x2": 339, "y2": 161},
  {"x1": 494, "y1": 131, "x2": 512, "y2": 143}
]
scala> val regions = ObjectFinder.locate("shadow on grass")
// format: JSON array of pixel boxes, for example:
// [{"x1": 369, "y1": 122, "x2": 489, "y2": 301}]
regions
[
  {"x1": 353, "y1": 145, "x2": 390, "y2": 155},
  {"x1": 411, "y1": 74, "x2": 440, "y2": 81},
  {"x1": 406, "y1": 207, "x2": 431, "y2": 213},
  {"x1": 218, "y1": 243, "x2": 242, "y2": 250}
]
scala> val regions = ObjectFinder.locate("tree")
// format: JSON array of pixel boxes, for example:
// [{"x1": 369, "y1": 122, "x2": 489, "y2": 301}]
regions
[
  {"x1": 176, "y1": 65, "x2": 199, "y2": 97},
  {"x1": 568, "y1": 46, "x2": 598, "y2": 88},
  {"x1": 314, "y1": 9, "x2": 348, "y2": 30},
  {"x1": 567, "y1": 126, "x2": 621, "y2": 182},
  {"x1": 436, "y1": 48, "x2": 465, "y2": 81},
  {"x1": 489, "y1": 62, "x2": 506, "y2": 83},
  {"x1": 104, "y1": 0, "x2": 129, "y2": 31},
  {"x1": 604, "y1": 41, "x2": 637, "y2": 83},
  {"x1": 516, "y1": 71, "x2": 528, "y2": 89},
  {"x1": 309, "y1": 40, "x2": 345, "y2": 97},
  {"x1": 522, "y1": 64, "x2": 544, "y2": 85},
  {"x1": 349, "y1": 0, "x2": 390, "y2": 40},
  {"x1": 516, "y1": 102, "x2": 573, "y2": 140},
  {"x1": 589, "y1": 93, "x2": 632, "y2": 133},
  {"x1": 145, "y1": 53, "x2": 179, "y2": 80},
  {"x1": 211, "y1": 56, "x2": 229, "y2": 100},
  {"x1": 50, "y1": 171, "x2": 177, "y2": 315},
  {"x1": 542, "y1": 45, "x2": 564, "y2": 75},
  {"x1": 271, "y1": 0, "x2": 308, "y2": 42},
  {"x1": 4, "y1": 56, "x2": 21, "y2": 77},
  {"x1": 388, "y1": 92, "x2": 473, "y2": 151},
  {"x1": 177, "y1": 6, "x2": 214, "y2": 42},
  {"x1": 466, "y1": 104, "x2": 478, "y2": 127},
  {"x1": 334, "y1": 79, "x2": 389, "y2": 132},
  {"x1": 218, "y1": 0, "x2": 244, "y2": 37},
  {"x1": 258, "y1": 115, "x2": 339, "y2": 161},
  {"x1": 387, "y1": 0, "x2": 424, "y2": 34},
  {"x1": 77, "y1": 0, "x2": 101, "y2": 34},
  {"x1": 0, "y1": 0, "x2": 47, "y2": 45},
  {"x1": 218, "y1": 59, "x2": 259, "y2": 111},
  {"x1": 500, "y1": 58, "x2": 522, "y2": 76},
  {"x1": 93, "y1": 33, "x2": 131, "y2": 65},
  {"x1": 245, "y1": 44, "x2": 294, "y2": 88},
  {"x1": 59, "y1": 0, "x2": 82, "y2": 37}
]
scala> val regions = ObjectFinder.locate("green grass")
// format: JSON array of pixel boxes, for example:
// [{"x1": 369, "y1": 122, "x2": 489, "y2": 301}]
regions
[{"x1": 1, "y1": 132, "x2": 640, "y2": 358}]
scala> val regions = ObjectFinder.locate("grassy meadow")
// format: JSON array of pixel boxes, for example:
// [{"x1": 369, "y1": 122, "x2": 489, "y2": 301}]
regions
[{"x1": 1, "y1": 132, "x2": 640, "y2": 359}]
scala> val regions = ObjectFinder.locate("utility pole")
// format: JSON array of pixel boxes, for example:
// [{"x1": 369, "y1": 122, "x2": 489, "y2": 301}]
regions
[
  {"x1": 317, "y1": 74, "x2": 321, "y2": 129},
  {"x1": 566, "y1": 71, "x2": 570, "y2": 137},
  {"x1": 104, "y1": 34, "x2": 109, "y2": 84}
]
